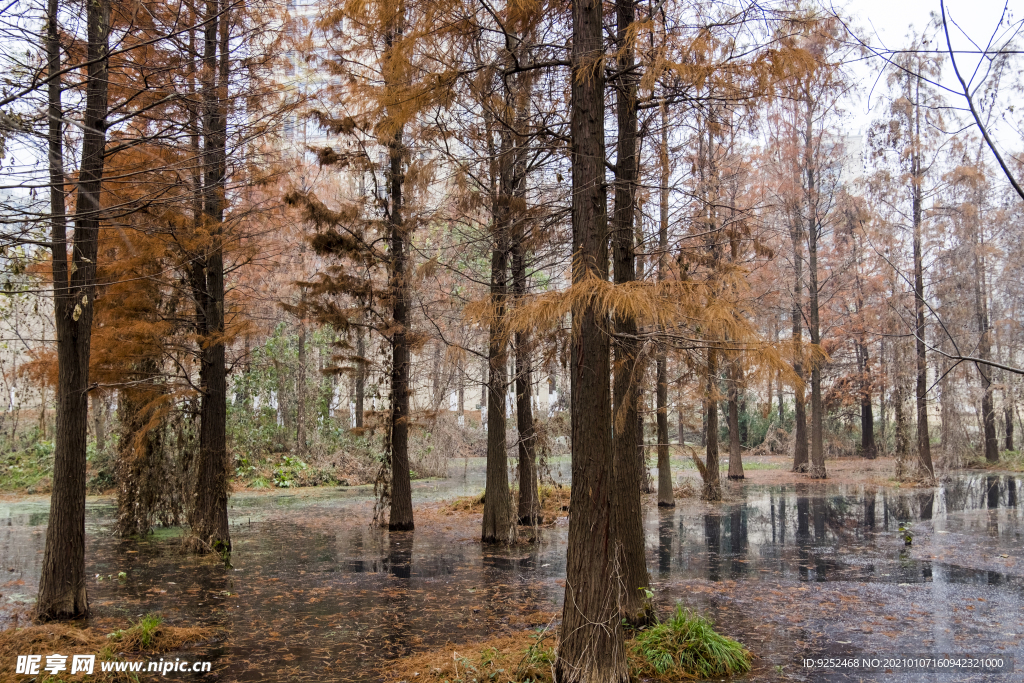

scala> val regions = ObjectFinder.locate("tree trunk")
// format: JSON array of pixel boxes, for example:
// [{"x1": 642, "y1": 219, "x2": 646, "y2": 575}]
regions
[
  {"x1": 386, "y1": 117, "x2": 414, "y2": 531},
  {"x1": 973, "y1": 224, "x2": 998, "y2": 463},
  {"x1": 656, "y1": 101, "x2": 673, "y2": 508},
  {"x1": 911, "y1": 76, "x2": 934, "y2": 477},
  {"x1": 677, "y1": 404, "x2": 685, "y2": 445},
  {"x1": 37, "y1": 0, "x2": 108, "y2": 620},
  {"x1": 188, "y1": 0, "x2": 231, "y2": 553},
  {"x1": 610, "y1": 0, "x2": 652, "y2": 622},
  {"x1": 804, "y1": 105, "x2": 826, "y2": 479},
  {"x1": 1005, "y1": 394, "x2": 1014, "y2": 452},
  {"x1": 555, "y1": 0, "x2": 626, "y2": 674},
  {"x1": 274, "y1": 359, "x2": 291, "y2": 441},
  {"x1": 859, "y1": 342, "x2": 877, "y2": 459},
  {"x1": 778, "y1": 371, "x2": 785, "y2": 424},
  {"x1": 727, "y1": 358, "x2": 744, "y2": 479},
  {"x1": 699, "y1": 350, "x2": 722, "y2": 501},
  {"x1": 92, "y1": 391, "x2": 106, "y2": 452},
  {"x1": 482, "y1": 119, "x2": 514, "y2": 544},
  {"x1": 790, "y1": 226, "x2": 808, "y2": 472},
  {"x1": 296, "y1": 313, "x2": 307, "y2": 453},
  {"x1": 513, "y1": 239, "x2": 540, "y2": 525},
  {"x1": 354, "y1": 326, "x2": 365, "y2": 429}
]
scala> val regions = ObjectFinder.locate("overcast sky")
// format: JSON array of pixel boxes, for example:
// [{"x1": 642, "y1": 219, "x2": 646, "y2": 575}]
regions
[{"x1": 838, "y1": 0, "x2": 1018, "y2": 135}]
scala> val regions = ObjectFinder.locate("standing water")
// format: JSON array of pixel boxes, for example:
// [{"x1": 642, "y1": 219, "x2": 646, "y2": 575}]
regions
[{"x1": 1, "y1": 463, "x2": 1021, "y2": 681}]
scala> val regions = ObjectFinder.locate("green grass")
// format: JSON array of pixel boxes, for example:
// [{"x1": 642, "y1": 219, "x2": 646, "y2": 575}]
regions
[
  {"x1": 110, "y1": 614, "x2": 162, "y2": 649},
  {"x1": 963, "y1": 450, "x2": 1024, "y2": 472},
  {"x1": 629, "y1": 605, "x2": 752, "y2": 680},
  {"x1": 671, "y1": 457, "x2": 781, "y2": 471},
  {"x1": 0, "y1": 438, "x2": 54, "y2": 492}
]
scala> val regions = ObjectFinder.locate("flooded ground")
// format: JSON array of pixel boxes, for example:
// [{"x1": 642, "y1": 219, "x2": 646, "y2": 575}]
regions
[{"x1": 2, "y1": 457, "x2": 1022, "y2": 681}]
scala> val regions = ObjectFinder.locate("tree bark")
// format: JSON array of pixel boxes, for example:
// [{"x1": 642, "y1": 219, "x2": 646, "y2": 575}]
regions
[
  {"x1": 555, "y1": 0, "x2": 626, "y2": 674},
  {"x1": 911, "y1": 75, "x2": 934, "y2": 477},
  {"x1": 355, "y1": 326, "x2": 365, "y2": 429},
  {"x1": 973, "y1": 218, "x2": 998, "y2": 463},
  {"x1": 187, "y1": 0, "x2": 231, "y2": 553},
  {"x1": 656, "y1": 102, "x2": 673, "y2": 507},
  {"x1": 1005, "y1": 394, "x2": 1014, "y2": 452},
  {"x1": 38, "y1": 0, "x2": 108, "y2": 620},
  {"x1": 859, "y1": 341, "x2": 877, "y2": 459},
  {"x1": 610, "y1": 0, "x2": 652, "y2": 622},
  {"x1": 386, "y1": 118, "x2": 414, "y2": 531},
  {"x1": 91, "y1": 391, "x2": 106, "y2": 452},
  {"x1": 803, "y1": 102, "x2": 826, "y2": 479},
  {"x1": 513, "y1": 238, "x2": 540, "y2": 525},
  {"x1": 698, "y1": 349, "x2": 722, "y2": 501},
  {"x1": 727, "y1": 357, "x2": 744, "y2": 479},
  {"x1": 296, "y1": 307, "x2": 307, "y2": 453},
  {"x1": 790, "y1": 223, "x2": 808, "y2": 472},
  {"x1": 482, "y1": 116, "x2": 514, "y2": 544}
]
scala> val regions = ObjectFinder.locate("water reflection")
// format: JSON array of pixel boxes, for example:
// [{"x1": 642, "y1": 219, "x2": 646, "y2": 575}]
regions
[{"x1": 1, "y1": 469, "x2": 1022, "y2": 681}]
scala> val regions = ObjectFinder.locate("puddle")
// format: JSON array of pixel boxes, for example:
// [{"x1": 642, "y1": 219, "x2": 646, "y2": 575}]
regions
[{"x1": 1, "y1": 462, "x2": 1022, "y2": 681}]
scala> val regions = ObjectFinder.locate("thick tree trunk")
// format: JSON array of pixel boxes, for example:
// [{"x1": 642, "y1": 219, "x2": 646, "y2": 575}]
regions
[
  {"x1": 555, "y1": 0, "x2": 626, "y2": 675},
  {"x1": 483, "y1": 264, "x2": 512, "y2": 541},
  {"x1": 387, "y1": 119, "x2": 414, "y2": 531},
  {"x1": 482, "y1": 123, "x2": 513, "y2": 544},
  {"x1": 187, "y1": 0, "x2": 232, "y2": 553},
  {"x1": 610, "y1": 0, "x2": 652, "y2": 622},
  {"x1": 37, "y1": 0, "x2": 108, "y2": 620}
]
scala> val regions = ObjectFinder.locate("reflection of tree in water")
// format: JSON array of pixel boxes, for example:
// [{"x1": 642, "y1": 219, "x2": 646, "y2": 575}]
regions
[
  {"x1": 704, "y1": 513, "x2": 722, "y2": 582},
  {"x1": 987, "y1": 476, "x2": 1001, "y2": 510},
  {"x1": 380, "y1": 531, "x2": 414, "y2": 658},
  {"x1": 658, "y1": 509, "x2": 673, "y2": 576},
  {"x1": 1008, "y1": 476, "x2": 1017, "y2": 508},
  {"x1": 728, "y1": 508, "x2": 748, "y2": 579},
  {"x1": 863, "y1": 490, "x2": 876, "y2": 531},
  {"x1": 796, "y1": 491, "x2": 811, "y2": 581},
  {"x1": 918, "y1": 491, "x2": 934, "y2": 521}
]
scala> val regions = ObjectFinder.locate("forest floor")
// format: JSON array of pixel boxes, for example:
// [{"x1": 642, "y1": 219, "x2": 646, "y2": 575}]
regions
[{"x1": 1, "y1": 455, "x2": 1022, "y2": 682}]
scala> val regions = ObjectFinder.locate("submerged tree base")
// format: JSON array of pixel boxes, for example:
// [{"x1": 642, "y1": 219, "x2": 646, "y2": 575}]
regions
[{"x1": 701, "y1": 483, "x2": 723, "y2": 501}]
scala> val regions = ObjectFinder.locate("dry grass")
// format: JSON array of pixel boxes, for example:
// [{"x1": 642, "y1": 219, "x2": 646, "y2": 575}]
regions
[
  {"x1": 0, "y1": 617, "x2": 216, "y2": 683},
  {"x1": 381, "y1": 629, "x2": 556, "y2": 683},
  {"x1": 107, "y1": 615, "x2": 213, "y2": 653},
  {"x1": 672, "y1": 479, "x2": 699, "y2": 499},
  {"x1": 441, "y1": 485, "x2": 571, "y2": 523}
]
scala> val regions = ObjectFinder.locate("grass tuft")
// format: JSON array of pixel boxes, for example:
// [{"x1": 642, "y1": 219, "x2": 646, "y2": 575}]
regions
[
  {"x1": 107, "y1": 613, "x2": 213, "y2": 653},
  {"x1": 629, "y1": 605, "x2": 752, "y2": 680}
]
